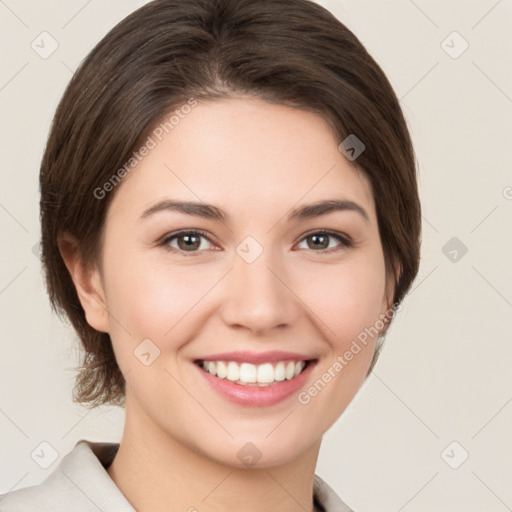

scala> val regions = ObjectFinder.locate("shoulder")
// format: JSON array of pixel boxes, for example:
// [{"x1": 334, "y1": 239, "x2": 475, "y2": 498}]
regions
[
  {"x1": 313, "y1": 474, "x2": 355, "y2": 512},
  {"x1": 0, "y1": 470, "x2": 78, "y2": 511},
  {"x1": 0, "y1": 440, "x2": 131, "y2": 512}
]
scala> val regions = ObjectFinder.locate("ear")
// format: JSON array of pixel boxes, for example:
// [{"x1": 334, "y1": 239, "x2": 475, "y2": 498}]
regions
[
  {"x1": 58, "y1": 233, "x2": 110, "y2": 333},
  {"x1": 379, "y1": 261, "x2": 401, "y2": 335}
]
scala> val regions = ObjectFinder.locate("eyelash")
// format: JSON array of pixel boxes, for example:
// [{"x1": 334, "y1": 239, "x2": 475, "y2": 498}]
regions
[{"x1": 159, "y1": 229, "x2": 353, "y2": 256}]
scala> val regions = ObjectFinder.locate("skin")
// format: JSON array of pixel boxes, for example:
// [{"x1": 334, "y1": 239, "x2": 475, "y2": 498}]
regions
[{"x1": 61, "y1": 96, "x2": 395, "y2": 512}]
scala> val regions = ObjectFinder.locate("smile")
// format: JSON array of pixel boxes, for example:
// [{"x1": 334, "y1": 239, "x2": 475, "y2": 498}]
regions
[
  {"x1": 193, "y1": 358, "x2": 318, "y2": 407},
  {"x1": 195, "y1": 359, "x2": 311, "y2": 386}
]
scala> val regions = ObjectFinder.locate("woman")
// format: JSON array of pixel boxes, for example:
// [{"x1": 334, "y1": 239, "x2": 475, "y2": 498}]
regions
[{"x1": 0, "y1": 0, "x2": 421, "y2": 510}]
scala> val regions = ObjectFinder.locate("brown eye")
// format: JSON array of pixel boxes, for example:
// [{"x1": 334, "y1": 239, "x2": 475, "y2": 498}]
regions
[
  {"x1": 307, "y1": 233, "x2": 330, "y2": 250},
  {"x1": 161, "y1": 230, "x2": 214, "y2": 253},
  {"x1": 297, "y1": 231, "x2": 352, "y2": 252}
]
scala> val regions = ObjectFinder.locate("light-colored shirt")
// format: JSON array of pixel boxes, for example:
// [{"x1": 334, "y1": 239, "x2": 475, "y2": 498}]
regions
[{"x1": 0, "y1": 439, "x2": 353, "y2": 511}]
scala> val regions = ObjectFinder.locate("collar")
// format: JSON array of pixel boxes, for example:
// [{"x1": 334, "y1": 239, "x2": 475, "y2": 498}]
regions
[{"x1": 0, "y1": 439, "x2": 353, "y2": 511}]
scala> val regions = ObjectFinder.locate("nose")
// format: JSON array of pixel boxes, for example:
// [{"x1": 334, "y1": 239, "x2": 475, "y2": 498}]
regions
[{"x1": 220, "y1": 244, "x2": 299, "y2": 335}]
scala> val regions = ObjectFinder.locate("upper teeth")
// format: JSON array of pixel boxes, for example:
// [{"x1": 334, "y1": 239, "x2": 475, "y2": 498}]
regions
[{"x1": 200, "y1": 360, "x2": 307, "y2": 386}]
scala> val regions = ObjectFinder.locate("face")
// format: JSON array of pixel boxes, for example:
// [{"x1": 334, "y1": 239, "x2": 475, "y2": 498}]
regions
[{"x1": 76, "y1": 96, "x2": 393, "y2": 468}]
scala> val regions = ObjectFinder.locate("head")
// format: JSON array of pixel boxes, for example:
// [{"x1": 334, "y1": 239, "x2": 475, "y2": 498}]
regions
[{"x1": 40, "y1": 0, "x2": 421, "y2": 467}]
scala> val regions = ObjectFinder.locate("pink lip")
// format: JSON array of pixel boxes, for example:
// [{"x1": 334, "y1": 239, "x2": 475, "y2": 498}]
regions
[
  {"x1": 195, "y1": 350, "x2": 313, "y2": 365},
  {"x1": 194, "y1": 359, "x2": 318, "y2": 407}
]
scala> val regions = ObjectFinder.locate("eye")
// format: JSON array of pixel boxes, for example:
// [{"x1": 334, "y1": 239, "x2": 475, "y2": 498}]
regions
[
  {"x1": 161, "y1": 230, "x2": 215, "y2": 254},
  {"x1": 295, "y1": 230, "x2": 353, "y2": 253},
  {"x1": 160, "y1": 229, "x2": 353, "y2": 255}
]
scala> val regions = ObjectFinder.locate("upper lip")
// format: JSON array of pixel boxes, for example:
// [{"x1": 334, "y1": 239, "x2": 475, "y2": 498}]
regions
[{"x1": 195, "y1": 350, "x2": 316, "y2": 365}]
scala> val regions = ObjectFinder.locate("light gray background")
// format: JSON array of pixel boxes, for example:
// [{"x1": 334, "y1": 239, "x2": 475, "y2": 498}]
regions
[{"x1": 1, "y1": 1, "x2": 511, "y2": 511}]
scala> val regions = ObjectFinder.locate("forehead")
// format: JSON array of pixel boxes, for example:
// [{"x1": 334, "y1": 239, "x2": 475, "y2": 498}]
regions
[{"x1": 107, "y1": 96, "x2": 376, "y2": 222}]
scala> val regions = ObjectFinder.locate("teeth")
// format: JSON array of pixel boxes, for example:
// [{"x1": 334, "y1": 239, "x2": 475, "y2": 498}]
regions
[
  {"x1": 216, "y1": 361, "x2": 228, "y2": 379},
  {"x1": 227, "y1": 361, "x2": 240, "y2": 381},
  {"x1": 200, "y1": 359, "x2": 308, "y2": 386}
]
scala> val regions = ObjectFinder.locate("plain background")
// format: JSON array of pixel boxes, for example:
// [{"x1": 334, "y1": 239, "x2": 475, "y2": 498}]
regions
[{"x1": 0, "y1": 0, "x2": 511, "y2": 510}]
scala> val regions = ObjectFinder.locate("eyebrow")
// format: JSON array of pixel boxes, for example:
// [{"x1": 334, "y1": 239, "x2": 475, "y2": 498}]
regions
[{"x1": 139, "y1": 198, "x2": 370, "y2": 224}]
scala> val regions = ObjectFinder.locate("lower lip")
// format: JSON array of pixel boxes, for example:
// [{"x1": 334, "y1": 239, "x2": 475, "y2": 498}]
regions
[{"x1": 194, "y1": 360, "x2": 317, "y2": 407}]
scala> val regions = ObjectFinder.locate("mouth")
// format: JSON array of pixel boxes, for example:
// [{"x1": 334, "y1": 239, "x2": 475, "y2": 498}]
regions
[
  {"x1": 193, "y1": 358, "x2": 317, "y2": 386},
  {"x1": 192, "y1": 357, "x2": 318, "y2": 407}
]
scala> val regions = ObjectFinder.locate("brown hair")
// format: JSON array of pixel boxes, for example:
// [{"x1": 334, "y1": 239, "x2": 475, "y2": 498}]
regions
[{"x1": 40, "y1": 0, "x2": 421, "y2": 408}]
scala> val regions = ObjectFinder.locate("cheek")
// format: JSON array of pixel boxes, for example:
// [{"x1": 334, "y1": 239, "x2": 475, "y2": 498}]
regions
[
  {"x1": 293, "y1": 260, "x2": 386, "y2": 426},
  {"x1": 297, "y1": 254, "x2": 387, "y2": 347},
  {"x1": 102, "y1": 252, "x2": 217, "y2": 346},
  {"x1": 100, "y1": 254, "x2": 214, "y2": 392}
]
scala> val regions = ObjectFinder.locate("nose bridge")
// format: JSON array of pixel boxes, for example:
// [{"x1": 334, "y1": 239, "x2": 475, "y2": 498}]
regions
[{"x1": 221, "y1": 236, "x2": 296, "y2": 333}]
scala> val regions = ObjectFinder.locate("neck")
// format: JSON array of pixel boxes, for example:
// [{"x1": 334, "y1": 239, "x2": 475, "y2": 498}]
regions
[{"x1": 107, "y1": 393, "x2": 323, "y2": 512}]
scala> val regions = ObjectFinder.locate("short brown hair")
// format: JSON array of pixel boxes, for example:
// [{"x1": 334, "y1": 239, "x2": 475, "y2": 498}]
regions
[{"x1": 40, "y1": 0, "x2": 421, "y2": 408}]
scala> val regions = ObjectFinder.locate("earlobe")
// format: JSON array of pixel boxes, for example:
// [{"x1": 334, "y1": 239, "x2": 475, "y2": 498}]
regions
[{"x1": 57, "y1": 233, "x2": 110, "y2": 333}]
